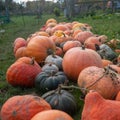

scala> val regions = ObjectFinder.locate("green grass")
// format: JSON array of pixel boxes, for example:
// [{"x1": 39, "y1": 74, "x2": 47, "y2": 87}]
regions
[{"x1": 0, "y1": 13, "x2": 120, "y2": 119}]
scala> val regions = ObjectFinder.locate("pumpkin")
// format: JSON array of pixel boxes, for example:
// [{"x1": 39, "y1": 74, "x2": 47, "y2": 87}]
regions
[
  {"x1": 109, "y1": 64, "x2": 120, "y2": 73},
  {"x1": 31, "y1": 110, "x2": 73, "y2": 120},
  {"x1": 45, "y1": 54, "x2": 63, "y2": 70},
  {"x1": 35, "y1": 71, "x2": 69, "y2": 92},
  {"x1": 42, "y1": 88, "x2": 77, "y2": 115},
  {"x1": 6, "y1": 57, "x2": 42, "y2": 87},
  {"x1": 35, "y1": 31, "x2": 49, "y2": 37},
  {"x1": 101, "y1": 59, "x2": 112, "y2": 67},
  {"x1": 45, "y1": 18, "x2": 57, "y2": 26},
  {"x1": 81, "y1": 91, "x2": 120, "y2": 120},
  {"x1": 15, "y1": 46, "x2": 26, "y2": 59},
  {"x1": 74, "y1": 31, "x2": 93, "y2": 44},
  {"x1": 55, "y1": 46, "x2": 64, "y2": 56},
  {"x1": 97, "y1": 44, "x2": 117, "y2": 61},
  {"x1": 115, "y1": 91, "x2": 120, "y2": 101},
  {"x1": 78, "y1": 66, "x2": 120, "y2": 99},
  {"x1": 0, "y1": 95, "x2": 51, "y2": 120},
  {"x1": 84, "y1": 36, "x2": 102, "y2": 50},
  {"x1": 41, "y1": 63, "x2": 59, "y2": 72},
  {"x1": 25, "y1": 36, "x2": 56, "y2": 63},
  {"x1": 13, "y1": 37, "x2": 27, "y2": 54},
  {"x1": 62, "y1": 47, "x2": 102, "y2": 81},
  {"x1": 63, "y1": 40, "x2": 82, "y2": 53}
]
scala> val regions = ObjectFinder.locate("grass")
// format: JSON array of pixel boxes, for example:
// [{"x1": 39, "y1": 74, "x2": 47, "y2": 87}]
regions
[{"x1": 0, "y1": 13, "x2": 120, "y2": 119}]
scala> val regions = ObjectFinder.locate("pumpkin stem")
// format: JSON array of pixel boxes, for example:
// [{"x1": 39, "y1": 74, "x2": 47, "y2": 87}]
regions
[
  {"x1": 47, "y1": 49, "x2": 54, "y2": 55},
  {"x1": 30, "y1": 57, "x2": 35, "y2": 65},
  {"x1": 81, "y1": 45, "x2": 85, "y2": 50}
]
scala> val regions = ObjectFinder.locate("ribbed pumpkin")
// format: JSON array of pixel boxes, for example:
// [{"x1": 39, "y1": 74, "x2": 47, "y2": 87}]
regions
[
  {"x1": 0, "y1": 95, "x2": 51, "y2": 120},
  {"x1": 42, "y1": 88, "x2": 77, "y2": 115},
  {"x1": 62, "y1": 47, "x2": 102, "y2": 81},
  {"x1": 31, "y1": 110, "x2": 73, "y2": 120},
  {"x1": 25, "y1": 36, "x2": 56, "y2": 63},
  {"x1": 81, "y1": 91, "x2": 120, "y2": 120},
  {"x1": 35, "y1": 71, "x2": 69, "y2": 92},
  {"x1": 45, "y1": 54, "x2": 63, "y2": 70},
  {"x1": 78, "y1": 66, "x2": 120, "y2": 99},
  {"x1": 6, "y1": 57, "x2": 42, "y2": 87}
]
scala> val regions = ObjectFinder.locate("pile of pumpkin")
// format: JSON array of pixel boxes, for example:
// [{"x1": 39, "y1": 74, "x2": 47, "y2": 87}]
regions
[{"x1": 1, "y1": 18, "x2": 120, "y2": 120}]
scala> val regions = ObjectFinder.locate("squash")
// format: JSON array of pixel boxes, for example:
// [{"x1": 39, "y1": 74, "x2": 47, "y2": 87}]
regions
[
  {"x1": 6, "y1": 57, "x2": 42, "y2": 87},
  {"x1": 81, "y1": 91, "x2": 120, "y2": 120},
  {"x1": 78, "y1": 66, "x2": 120, "y2": 99},
  {"x1": 0, "y1": 95, "x2": 51, "y2": 120},
  {"x1": 31, "y1": 110, "x2": 73, "y2": 120},
  {"x1": 42, "y1": 87, "x2": 77, "y2": 115},
  {"x1": 62, "y1": 47, "x2": 102, "y2": 81},
  {"x1": 35, "y1": 70, "x2": 69, "y2": 92}
]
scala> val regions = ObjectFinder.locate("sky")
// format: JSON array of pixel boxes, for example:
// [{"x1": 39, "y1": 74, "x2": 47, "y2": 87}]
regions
[{"x1": 13, "y1": 0, "x2": 56, "y2": 3}]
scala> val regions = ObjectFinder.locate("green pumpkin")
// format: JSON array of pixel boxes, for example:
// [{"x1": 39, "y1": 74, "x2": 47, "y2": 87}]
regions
[
  {"x1": 42, "y1": 88, "x2": 77, "y2": 116},
  {"x1": 35, "y1": 71, "x2": 69, "y2": 92}
]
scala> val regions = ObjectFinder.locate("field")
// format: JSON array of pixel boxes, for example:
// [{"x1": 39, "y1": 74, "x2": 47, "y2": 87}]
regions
[{"x1": 0, "y1": 13, "x2": 120, "y2": 119}]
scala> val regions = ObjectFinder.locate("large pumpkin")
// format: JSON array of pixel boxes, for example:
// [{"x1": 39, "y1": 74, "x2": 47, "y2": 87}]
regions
[
  {"x1": 0, "y1": 95, "x2": 51, "y2": 120},
  {"x1": 42, "y1": 88, "x2": 77, "y2": 115},
  {"x1": 81, "y1": 91, "x2": 120, "y2": 120},
  {"x1": 31, "y1": 110, "x2": 73, "y2": 120},
  {"x1": 62, "y1": 47, "x2": 102, "y2": 81},
  {"x1": 78, "y1": 66, "x2": 120, "y2": 99},
  {"x1": 6, "y1": 57, "x2": 42, "y2": 87},
  {"x1": 25, "y1": 36, "x2": 56, "y2": 63}
]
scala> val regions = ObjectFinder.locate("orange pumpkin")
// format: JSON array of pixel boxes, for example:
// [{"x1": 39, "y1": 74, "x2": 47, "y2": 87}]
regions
[
  {"x1": 13, "y1": 37, "x2": 27, "y2": 54},
  {"x1": 81, "y1": 91, "x2": 120, "y2": 120},
  {"x1": 45, "y1": 18, "x2": 57, "y2": 26},
  {"x1": 84, "y1": 36, "x2": 102, "y2": 50},
  {"x1": 55, "y1": 46, "x2": 64, "y2": 56},
  {"x1": 62, "y1": 47, "x2": 102, "y2": 81},
  {"x1": 101, "y1": 59, "x2": 112, "y2": 67},
  {"x1": 74, "y1": 31, "x2": 93, "y2": 44},
  {"x1": 6, "y1": 57, "x2": 42, "y2": 87},
  {"x1": 31, "y1": 110, "x2": 73, "y2": 120},
  {"x1": 25, "y1": 36, "x2": 56, "y2": 63},
  {"x1": 109, "y1": 64, "x2": 120, "y2": 73},
  {"x1": 78, "y1": 66, "x2": 120, "y2": 99},
  {"x1": 0, "y1": 95, "x2": 51, "y2": 120},
  {"x1": 63, "y1": 40, "x2": 82, "y2": 53},
  {"x1": 15, "y1": 46, "x2": 26, "y2": 59}
]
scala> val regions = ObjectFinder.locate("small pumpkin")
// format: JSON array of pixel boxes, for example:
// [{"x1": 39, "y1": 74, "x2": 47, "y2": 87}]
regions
[
  {"x1": 81, "y1": 91, "x2": 120, "y2": 120},
  {"x1": 31, "y1": 110, "x2": 73, "y2": 120},
  {"x1": 35, "y1": 70, "x2": 69, "y2": 92},
  {"x1": 42, "y1": 87, "x2": 77, "y2": 115},
  {"x1": 45, "y1": 54, "x2": 63, "y2": 70},
  {"x1": 0, "y1": 95, "x2": 51, "y2": 120},
  {"x1": 6, "y1": 57, "x2": 42, "y2": 87}
]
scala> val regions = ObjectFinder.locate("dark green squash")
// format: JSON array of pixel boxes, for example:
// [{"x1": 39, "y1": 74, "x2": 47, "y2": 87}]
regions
[
  {"x1": 42, "y1": 87, "x2": 77, "y2": 116},
  {"x1": 35, "y1": 71, "x2": 69, "y2": 92}
]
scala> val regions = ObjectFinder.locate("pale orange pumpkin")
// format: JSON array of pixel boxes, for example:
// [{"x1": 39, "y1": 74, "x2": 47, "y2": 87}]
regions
[
  {"x1": 62, "y1": 47, "x2": 102, "y2": 81},
  {"x1": 31, "y1": 110, "x2": 73, "y2": 120},
  {"x1": 78, "y1": 66, "x2": 120, "y2": 99}
]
